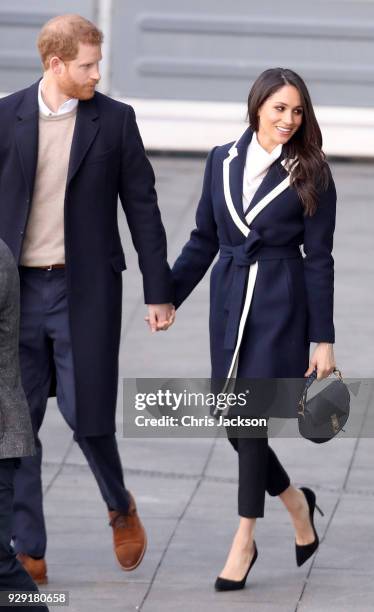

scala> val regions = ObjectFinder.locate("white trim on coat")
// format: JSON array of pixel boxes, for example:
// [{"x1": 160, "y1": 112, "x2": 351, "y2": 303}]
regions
[
  {"x1": 221, "y1": 140, "x2": 291, "y2": 387},
  {"x1": 222, "y1": 142, "x2": 249, "y2": 236}
]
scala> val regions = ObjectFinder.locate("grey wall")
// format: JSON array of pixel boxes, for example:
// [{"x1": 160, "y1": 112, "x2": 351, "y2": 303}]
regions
[
  {"x1": 1, "y1": 0, "x2": 373, "y2": 108},
  {"x1": 111, "y1": 0, "x2": 374, "y2": 107}
]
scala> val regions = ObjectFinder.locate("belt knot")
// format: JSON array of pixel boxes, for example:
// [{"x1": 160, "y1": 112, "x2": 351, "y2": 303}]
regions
[{"x1": 230, "y1": 230, "x2": 263, "y2": 266}]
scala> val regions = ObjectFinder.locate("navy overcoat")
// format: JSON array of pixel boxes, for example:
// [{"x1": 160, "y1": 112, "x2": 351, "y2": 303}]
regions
[
  {"x1": 172, "y1": 128, "x2": 336, "y2": 417},
  {"x1": 0, "y1": 80, "x2": 173, "y2": 436}
]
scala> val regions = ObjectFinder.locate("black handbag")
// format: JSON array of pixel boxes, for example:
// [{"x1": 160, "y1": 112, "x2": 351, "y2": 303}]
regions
[{"x1": 297, "y1": 368, "x2": 350, "y2": 444}]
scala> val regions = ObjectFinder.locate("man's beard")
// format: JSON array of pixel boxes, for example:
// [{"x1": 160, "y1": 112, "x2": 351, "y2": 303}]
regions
[{"x1": 60, "y1": 73, "x2": 97, "y2": 100}]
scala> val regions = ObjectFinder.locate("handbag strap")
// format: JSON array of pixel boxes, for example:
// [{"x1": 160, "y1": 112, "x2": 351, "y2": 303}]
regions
[{"x1": 298, "y1": 367, "x2": 343, "y2": 418}]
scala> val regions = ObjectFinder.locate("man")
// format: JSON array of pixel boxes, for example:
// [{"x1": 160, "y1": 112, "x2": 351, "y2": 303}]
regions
[
  {"x1": 0, "y1": 239, "x2": 47, "y2": 610},
  {"x1": 0, "y1": 14, "x2": 175, "y2": 584}
]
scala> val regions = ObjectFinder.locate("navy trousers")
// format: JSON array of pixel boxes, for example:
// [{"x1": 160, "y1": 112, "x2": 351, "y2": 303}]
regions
[
  {"x1": 0, "y1": 459, "x2": 47, "y2": 610},
  {"x1": 12, "y1": 268, "x2": 130, "y2": 558}
]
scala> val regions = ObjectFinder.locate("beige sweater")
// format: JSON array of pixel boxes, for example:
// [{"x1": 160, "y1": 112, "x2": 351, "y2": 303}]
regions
[{"x1": 20, "y1": 108, "x2": 77, "y2": 266}]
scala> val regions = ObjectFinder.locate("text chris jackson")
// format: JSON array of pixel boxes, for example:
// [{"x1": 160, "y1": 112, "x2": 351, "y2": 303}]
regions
[{"x1": 134, "y1": 415, "x2": 267, "y2": 427}]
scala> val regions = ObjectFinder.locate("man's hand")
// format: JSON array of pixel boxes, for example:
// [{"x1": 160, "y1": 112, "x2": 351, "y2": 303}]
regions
[
  {"x1": 144, "y1": 303, "x2": 175, "y2": 333},
  {"x1": 304, "y1": 342, "x2": 336, "y2": 380}
]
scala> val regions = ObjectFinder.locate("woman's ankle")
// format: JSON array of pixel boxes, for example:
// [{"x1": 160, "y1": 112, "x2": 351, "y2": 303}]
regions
[
  {"x1": 280, "y1": 485, "x2": 305, "y2": 514},
  {"x1": 236, "y1": 517, "x2": 256, "y2": 546}
]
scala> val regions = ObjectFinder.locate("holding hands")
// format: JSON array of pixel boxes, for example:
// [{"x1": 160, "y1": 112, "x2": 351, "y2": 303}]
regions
[{"x1": 144, "y1": 303, "x2": 175, "y2": 333}]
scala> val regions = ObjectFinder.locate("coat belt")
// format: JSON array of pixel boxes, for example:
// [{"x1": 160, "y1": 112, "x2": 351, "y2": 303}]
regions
[{"x1": 219, "y1": 234, "x2": 301, "y2": 351}]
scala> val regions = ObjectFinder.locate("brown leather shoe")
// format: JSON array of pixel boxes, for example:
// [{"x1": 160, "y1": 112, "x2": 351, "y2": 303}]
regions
[
  {"x1": 17, "y1": 553, "x2": 48, "y2": 584},
  {"x1": 108, "y1": 491, "x2": 147, "y2": 571}
]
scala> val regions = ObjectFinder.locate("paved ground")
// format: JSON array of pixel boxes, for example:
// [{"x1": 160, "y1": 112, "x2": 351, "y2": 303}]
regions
[{"x1": 37, "y1": 156, "x2": 373, "y2": 611}]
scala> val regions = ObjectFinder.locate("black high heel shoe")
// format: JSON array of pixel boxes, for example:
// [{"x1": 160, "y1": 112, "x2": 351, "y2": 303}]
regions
[
  {"x1": 295, "y1": 487, "x2": 324, "y2": 567},
  {"x1": 214, "y1": 541, "x2": 258, "y2": 591}
]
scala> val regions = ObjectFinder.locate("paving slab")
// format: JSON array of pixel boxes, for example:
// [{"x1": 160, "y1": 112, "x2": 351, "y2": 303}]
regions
[{"x1": 298, "y1": 568, "x2": 374, "y2": 612}]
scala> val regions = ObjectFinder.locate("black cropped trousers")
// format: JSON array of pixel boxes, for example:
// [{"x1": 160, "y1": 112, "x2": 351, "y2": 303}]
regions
[{"x1": 227, "y1": 428, "x2": 291, "y2": 518}]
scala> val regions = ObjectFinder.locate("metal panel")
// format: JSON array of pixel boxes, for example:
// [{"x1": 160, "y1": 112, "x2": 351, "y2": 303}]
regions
[
  {"x1": 111, "y1": 0, "x2": 374, "y2": 107},
  {"x1": 1, "y1": 1, "x2": 373, "y2": 154}
]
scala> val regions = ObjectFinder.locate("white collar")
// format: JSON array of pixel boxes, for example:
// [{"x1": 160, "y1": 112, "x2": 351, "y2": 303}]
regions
[
  {"x1": 38, "y1": 79, "x2": 78, "y2": 117},
  {"x1": 247, "y1": 132, "x2": 283, "y2": 173}
]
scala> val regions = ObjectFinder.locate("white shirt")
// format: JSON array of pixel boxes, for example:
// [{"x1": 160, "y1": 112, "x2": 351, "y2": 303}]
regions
[
  {"x1": 38, "y1": 79, "x2": 78, "y2": 117},
  {"x1": 242, "y1": 132, "x2": 282, "y2": 213}
]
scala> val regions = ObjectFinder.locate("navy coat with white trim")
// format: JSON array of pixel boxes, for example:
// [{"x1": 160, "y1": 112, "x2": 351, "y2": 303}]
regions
[
  {"x1": 0, "y1": 80, "x2": 173, "y2": 436},
  {"x1": 172, "y1": 128, "x2": 336, "y2": 415}
]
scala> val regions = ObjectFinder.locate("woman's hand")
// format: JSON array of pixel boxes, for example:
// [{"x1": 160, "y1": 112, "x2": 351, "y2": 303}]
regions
[
  {"x1": 144, "y1": 303, "x2": 176, "y2": 333},
  {"x1": 304, "y1": 342, "x2": 336, "y2": 380}
]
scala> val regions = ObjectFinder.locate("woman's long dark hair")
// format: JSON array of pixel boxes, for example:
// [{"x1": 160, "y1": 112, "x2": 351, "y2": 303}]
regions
[{"x1": 247, "y1": 68, "x2": 329, "y2": 216}]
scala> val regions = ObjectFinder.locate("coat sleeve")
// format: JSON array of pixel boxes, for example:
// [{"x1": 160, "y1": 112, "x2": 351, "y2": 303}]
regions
[
  {"x1": 303, "y1": 166, "x2": 336, "y2": 343},
  {"x1": 172, "y1": 147, "x2": 219, "y2": 309},
  {"x1": 119, "y1": 105, "x2": 173, "y2": 304}
]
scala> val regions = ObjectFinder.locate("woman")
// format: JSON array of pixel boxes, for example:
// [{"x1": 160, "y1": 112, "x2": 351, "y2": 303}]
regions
[
  {"x1": 0, "y1": 238, "x2": 48, "y2": 609},
  {"x1": 171, "y1": 68, "x2": 336, "y2": 590}
]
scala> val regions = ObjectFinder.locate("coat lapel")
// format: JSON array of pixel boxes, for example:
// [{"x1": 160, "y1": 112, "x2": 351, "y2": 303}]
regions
[
  {"x1": 227, "y1": 127, "x2": 252, "y2": 223},
  {"x1": 15, "y1": 81, "x2": 40, "y2": 198},
  {"x1": 243, "y1": 153, "x2": 289, "y2": 217},
  {"x1": 224, "y1": 129, "x2": 293, "y2": 235},
  {"x1": 67, "y1": 96, "x2": 100, "y2": 185},
  {"x1": 15, "y1": 81, "x2": 101, "y2": 194}
]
